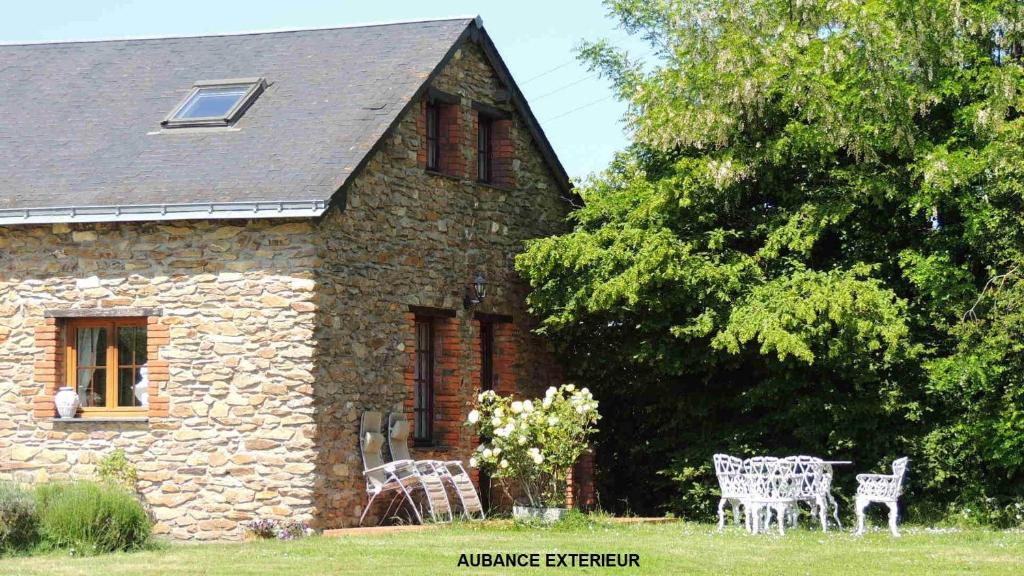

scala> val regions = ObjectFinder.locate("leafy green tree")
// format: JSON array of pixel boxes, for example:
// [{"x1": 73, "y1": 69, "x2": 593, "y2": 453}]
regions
[{"x1": 517, "y1": 0, "x2": 1024, "y2": 523}]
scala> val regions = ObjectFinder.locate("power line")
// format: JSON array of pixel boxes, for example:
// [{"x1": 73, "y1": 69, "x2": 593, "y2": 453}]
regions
[
  {"x1": 531, "y1": 74, "x2": 598, "y2": 101},
  {"x1": 519, "y1": 61, "x2": 575, "y2": 85},
  {"x1": 542, "y1": 95, "x2": 615, "y2": 123}
]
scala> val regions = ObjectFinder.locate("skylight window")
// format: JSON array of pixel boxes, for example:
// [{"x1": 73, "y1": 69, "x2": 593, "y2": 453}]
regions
[{"x1": 163, "y1": 78, "x2": 265, "y2": 128}]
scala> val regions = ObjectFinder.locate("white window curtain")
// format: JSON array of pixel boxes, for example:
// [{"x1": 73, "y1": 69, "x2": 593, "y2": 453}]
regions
[{"x1": 77, "y1": 328, "x2": 102, "y2": 405}]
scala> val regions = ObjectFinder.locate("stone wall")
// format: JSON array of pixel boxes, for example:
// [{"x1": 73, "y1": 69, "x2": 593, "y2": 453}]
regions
[
  {"x1": 311, "y1": 40, "x2": 569, "y2": 527},
  {"x1": 0, "y1": 220, "x2": 322, "y2": 540}
]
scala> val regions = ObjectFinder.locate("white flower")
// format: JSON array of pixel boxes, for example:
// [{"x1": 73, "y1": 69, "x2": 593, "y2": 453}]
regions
[
  {"x1": 467, "y1": 409, "x2": 480, "y2": 424},
  {"x1": 581, "y1": 387, "x2": 590, "y2": 396},
  {"x1": 494, "y1": 407, "x2": 504, "y2": 418},
  {"x1": 523, "y1": 400, "x2": 534, "y2": 413},
  {"x1": 500, "y1": 459, "x2": 509, "y2": 469},
  {"x1": 511, "y1": 401, "x2": 524, "y2": 414},
  {"x1": 548, "y1": 416, "x2": 559, "y2": 426},
  {"x1": 545, "y1": 386, "x2": 557, "y2": 398},
  {"x1": 518, "y1": 435, "x2": 528, "y2": 445},
  {"x1": 576, "y1": 405, "x2": 586, "y2": 414},
  {"x1": 566, "y1": 384, "x2": 575, "y2": 392},
  {"x1": 528, "y1": 448, "x2": 544, "y2": 465},
  {"x1": 477, "y1": 393, "x2": 485, "y2": 402},
  {"x1": 482, "y1": 448, "x2": 493, "y2": 458},
  {"x1": 542, "y1": 397, "x2": 553, "y2": 408},
  {"x1": 495, "y1": 426, "x2": 512, "y2": 438},
  {"x1": 492, "y1": 447, "x2": 501, "y2": 456},
  {"x1": 469, "y1": 457, "x2": 478, "y2": 468},
  {"x1": 491, "y1": 417, "x2": 502, "y2": 427}
]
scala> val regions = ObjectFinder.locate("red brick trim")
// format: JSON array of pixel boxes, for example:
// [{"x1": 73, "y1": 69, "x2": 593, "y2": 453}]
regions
[
  {"x1": 492, "y1": 322, "x2": 517, "y2": 395},
  {"x1": 566, "y1": 449, "x2": 596, "y2": 510},
  {"x1": 438, "y1": 103, "x2": 465, "y2": 177},
  {"x1": 33, "y1": 314, "x2": 170, "y2": 420},
  {"x1": 403, "y1": 313, "x2": 465, "y2": 449},
  {"x1": 492, "y1": 119, "x2": 516, "y2": 188},
  {"x1": 31, "y1": 318, "x2": 62, "y2": 419},
  {"x1": 146, "y1": 316, "x2": 170, "y2": 418}
]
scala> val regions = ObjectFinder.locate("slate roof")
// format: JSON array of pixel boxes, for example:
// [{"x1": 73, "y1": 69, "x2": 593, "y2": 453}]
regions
[{"x1": 0, "y1": 17, "x2": 568, "y2": 225}]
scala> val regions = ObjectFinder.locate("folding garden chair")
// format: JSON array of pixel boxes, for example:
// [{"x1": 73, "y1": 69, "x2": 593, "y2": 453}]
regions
[
  {"x1": 385, "y1": 413, "x2": 455, "y2": 522},
  {"x1": 358, "y1": 411, "x2": 430, "y2": 526}
]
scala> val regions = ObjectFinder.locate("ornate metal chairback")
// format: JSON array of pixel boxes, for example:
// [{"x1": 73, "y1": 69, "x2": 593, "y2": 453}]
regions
[
  {"x1": 713, "y1": 454, "x2": 747, "y2": 497},
  {"x1": 891, "y1": 457, "x2": 909, "y2": 495}
]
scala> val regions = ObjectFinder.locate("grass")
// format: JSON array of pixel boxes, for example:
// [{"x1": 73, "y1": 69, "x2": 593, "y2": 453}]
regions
[{"x1": 1, "y1": 520, "x2": 1022, "y2": 575}]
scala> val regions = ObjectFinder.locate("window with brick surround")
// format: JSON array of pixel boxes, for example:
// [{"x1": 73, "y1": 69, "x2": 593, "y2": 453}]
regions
[
  {"x1": 425, "y1": 101, "x2": 441, "y2": 172},
  {"x1": 413, "y1": 317, "x2": 436, "y2": 445},
  {"x1": 477, "y1": 114, "x2": 493, "y2": 183},
  {"x1": 480, "y1": 320, "x2": 494, "y2": 391},
  {"x1": 66, "y1": 318, "x2": 148, "y2": 416}
]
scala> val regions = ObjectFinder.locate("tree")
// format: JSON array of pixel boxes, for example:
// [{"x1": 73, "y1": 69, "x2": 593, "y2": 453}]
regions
[{"x1": 516, "y1": 0, "x2": 1024, "y2": 524}]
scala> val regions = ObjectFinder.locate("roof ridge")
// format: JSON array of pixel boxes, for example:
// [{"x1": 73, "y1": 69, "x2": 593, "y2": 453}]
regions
[{"x1": 0, "y1": 15, "x2": 480, "y2": 47}]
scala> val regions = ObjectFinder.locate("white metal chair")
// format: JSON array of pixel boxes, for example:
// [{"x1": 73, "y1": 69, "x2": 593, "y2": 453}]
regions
[
  {"x1": 712, "y1": 454, "x2": 747, "y2": 530},
  {"x1": 855, "y1": 457, "x2": 909, "y2": 536},
  {"x1": 821, "y1": 463, "x2": 842, "y2": 529},
  {"x1": 782, "y1": 455, "x2": 830, "y2": 531},
  {"x1": 390, "y1": 414, "x2": 486, "y2": 520},
  {"x1": 359, "y1": 411, "x2": 425, "y2": 526},
  {"x1": 743, "y1": 457, "x2": 798, "y2": 535}
]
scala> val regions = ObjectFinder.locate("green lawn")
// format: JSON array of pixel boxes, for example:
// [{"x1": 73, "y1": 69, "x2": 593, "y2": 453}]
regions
[{"x1": 1, "y1": 521, "x2": 1022, "y2": 575}]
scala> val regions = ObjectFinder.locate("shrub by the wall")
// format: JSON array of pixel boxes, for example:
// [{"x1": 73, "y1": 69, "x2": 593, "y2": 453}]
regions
[
  {"x1": 36, "y1": 481, "x2": 150, "y2": 554},
  {"x1": 0, "y1": 482, "x2": 39, "y2": 554}
]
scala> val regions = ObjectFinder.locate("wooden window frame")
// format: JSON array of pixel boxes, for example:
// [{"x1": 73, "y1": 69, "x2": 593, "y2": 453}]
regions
[
  {"x1": 477, "y1": 113, "x2": 493, "y2": 183},
  {"x1": 65, "y1": 318, "x2": 148, "y2": 417},
  {"x1": 413, "y1": 316, "x2": 436, "y2": 446},
  {"x1": 425, "y1": 102, "x2": 441, "y2": 172}
]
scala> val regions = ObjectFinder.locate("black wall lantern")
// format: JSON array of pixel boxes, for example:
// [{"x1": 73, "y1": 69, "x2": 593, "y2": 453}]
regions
[{"x1": 464, "y1": 273, "x2": 487, "y2": 309}]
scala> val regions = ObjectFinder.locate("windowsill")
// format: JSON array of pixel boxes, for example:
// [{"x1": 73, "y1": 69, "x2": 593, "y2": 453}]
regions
[
  {"x1": 412, "y1": 444, "x2": 453, "y2": 453},
  {"x1": 475, "y1": 180, "x2": 514, "y2": 193},
  {"x1": 424, "y1": 169, "x2": 462, "y2": 182},
  {"x1": 50, "y1": 417, "x2": 149, "y2": 424}
]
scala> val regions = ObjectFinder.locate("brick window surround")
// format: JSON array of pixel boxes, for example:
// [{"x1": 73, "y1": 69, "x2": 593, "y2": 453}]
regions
[
  {"x1": 473, "y1": 112, "x2": 515, "y2": 189},
  {"x1": 33, "y1": 312, "x2": 169, "y2": 420},
  {"x1": 417, "y1": 97, "x2": 464, "y2": 178},
  {"x1": 403, "y1": 308, "x2": 460, "y2": 448}
]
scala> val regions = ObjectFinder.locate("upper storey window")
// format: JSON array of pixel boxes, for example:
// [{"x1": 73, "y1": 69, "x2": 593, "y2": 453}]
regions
[
  {"x1": 477, "y1": 114, "x2": 493, "y2": 183},
  {"x1": 163, "y1": 78, "x2": 266, "y2": 128},
  {"x1": 425, "y1": 101, "x2": 441, "y2": 171}
]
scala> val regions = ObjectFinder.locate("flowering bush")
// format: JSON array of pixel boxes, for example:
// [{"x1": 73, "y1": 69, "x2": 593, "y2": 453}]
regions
[
  {"x1": 244, "y1": 518, "x2": 313, "y2": 540},
  {"x1": 466, "y1": 384, "x2": 599, "y2": 508}
]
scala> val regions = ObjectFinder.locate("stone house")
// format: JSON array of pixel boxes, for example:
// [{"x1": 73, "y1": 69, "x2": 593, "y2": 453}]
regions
[{"x1": 0, "y1": 17, "x2": 572, "y2": 540}]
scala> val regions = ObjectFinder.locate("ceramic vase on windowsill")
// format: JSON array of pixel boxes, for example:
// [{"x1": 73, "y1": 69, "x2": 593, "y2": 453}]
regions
[{"x1": 54, "y1": 387, "x2": 80, "y2": 419}]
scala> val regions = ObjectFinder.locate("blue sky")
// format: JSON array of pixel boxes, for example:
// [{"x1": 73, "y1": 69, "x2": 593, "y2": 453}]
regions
[{"x1": 0, "y1": 1, "x2": 647, "y2": 179}]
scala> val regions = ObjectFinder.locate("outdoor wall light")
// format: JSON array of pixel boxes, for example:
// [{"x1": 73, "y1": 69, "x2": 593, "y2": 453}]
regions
[{"x1": 464, "y1": 273, "x2": 487, "y2": 309}]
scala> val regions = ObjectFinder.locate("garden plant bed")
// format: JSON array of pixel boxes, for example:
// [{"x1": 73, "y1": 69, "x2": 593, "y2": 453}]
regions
[{"x1": 2, "y1": 522, "x2": 1021, "y2": 575}]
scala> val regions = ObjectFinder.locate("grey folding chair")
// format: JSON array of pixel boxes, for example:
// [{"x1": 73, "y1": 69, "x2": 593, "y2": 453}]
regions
[
  {"x1": 359, "y1": 411, "x2": 425, "y2": 526},
  {"x1": 385, "y1": 413, "x2": 454, "y2": 523}
]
